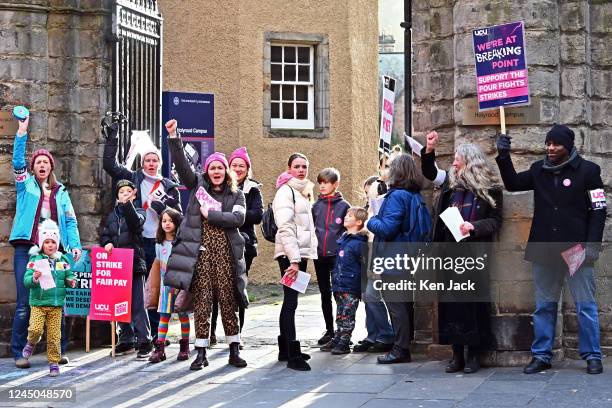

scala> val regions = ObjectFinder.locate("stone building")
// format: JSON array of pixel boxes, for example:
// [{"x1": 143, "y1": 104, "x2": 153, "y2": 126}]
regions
[
  {"x1": 0, "y1": 0, "x2": 379, "y2": 356},
  {"x1": 159, "y1": 0, "x2": 379, "y2": 283},
  {"x1": 0, "y1": 0, "x2": 112, "y2": 356},
  {"x1": 411, "y1": 0, "x2": 612, "y2": 364}
]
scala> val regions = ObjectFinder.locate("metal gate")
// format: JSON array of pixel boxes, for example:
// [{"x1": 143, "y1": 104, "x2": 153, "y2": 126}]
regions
[{"x1": 111, "y1": 0, "x2": 163, "y2": 161}]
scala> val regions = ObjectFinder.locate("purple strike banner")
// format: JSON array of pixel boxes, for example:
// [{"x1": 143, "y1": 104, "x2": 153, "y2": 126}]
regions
[{"x1": 472, "y1": 21, "x2": 530, "y2": 111}]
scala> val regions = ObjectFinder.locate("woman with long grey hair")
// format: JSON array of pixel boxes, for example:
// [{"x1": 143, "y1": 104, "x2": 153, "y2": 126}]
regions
[{"x1": 421, "y1": 131, "x2": 502, "y2": 374}]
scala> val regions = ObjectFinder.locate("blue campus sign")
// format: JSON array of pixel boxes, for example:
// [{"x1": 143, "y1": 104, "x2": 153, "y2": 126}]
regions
[
  {"x1": 472, "y1": 21, "x2": 530, "y2": 111},
  {"x1": 161, "y1": 91, "x2": 215, "y2": 211}
]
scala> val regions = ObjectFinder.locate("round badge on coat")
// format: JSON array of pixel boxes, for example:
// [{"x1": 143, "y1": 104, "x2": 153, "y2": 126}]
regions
[
  {"x1": 335, "y1": 217, "x2": 343, "y2": 224},
  {"x1": 563, "y1": 178, "x2": 571, "y2": 187},
  {"x1": 339, "y1": 250, "x2": 345, "y2": 257}
]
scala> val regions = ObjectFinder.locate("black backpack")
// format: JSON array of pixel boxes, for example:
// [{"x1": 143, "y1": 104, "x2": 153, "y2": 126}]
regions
[{"x1": 261, "y1": 186, "x2": 295, "y2": 243}]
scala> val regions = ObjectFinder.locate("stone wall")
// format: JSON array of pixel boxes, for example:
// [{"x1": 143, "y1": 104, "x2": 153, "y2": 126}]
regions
[
  {"x1": 412, "y1": 0, "x2": 612, "y2": 364},
  {"x1": 0, "y1": 0, "x2": 112, "y2": 356}
]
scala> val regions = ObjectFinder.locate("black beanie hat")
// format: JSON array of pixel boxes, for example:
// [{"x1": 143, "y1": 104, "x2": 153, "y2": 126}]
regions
[
  {"x1": 116, "y1": 179, "x2": 136, "y2": 197},
  {"x1": 545, "y1": 124, "x2": 575, "y2": 152}
]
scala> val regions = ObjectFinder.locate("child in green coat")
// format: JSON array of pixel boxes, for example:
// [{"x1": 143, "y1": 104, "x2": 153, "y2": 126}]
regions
[{"x1": 22, "y1": 219, "x2": 76, "y2": 377}]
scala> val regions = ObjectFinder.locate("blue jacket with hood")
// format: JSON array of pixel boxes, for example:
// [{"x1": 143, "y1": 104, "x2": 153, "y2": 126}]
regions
[{"x1": 10, "y1": 133, "x2": 81, "y2": 251}]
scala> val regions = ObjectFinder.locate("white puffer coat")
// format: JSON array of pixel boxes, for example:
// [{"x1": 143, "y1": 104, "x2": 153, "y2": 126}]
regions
[{"x1": 273, "y1": 178, "x2": 318, "y2": 262}]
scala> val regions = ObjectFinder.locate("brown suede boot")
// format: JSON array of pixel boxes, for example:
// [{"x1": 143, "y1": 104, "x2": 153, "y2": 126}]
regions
[
  {"x1": 148, "y1": 340, "x2": 166, "y2": 363},
  {"x1": 177, "y1": 339, "x2": 190, "y2": 361}
]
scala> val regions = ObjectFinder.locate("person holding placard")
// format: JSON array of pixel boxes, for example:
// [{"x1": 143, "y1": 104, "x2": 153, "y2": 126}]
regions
[
  {"x1": 10, "y1": 113, "x2": 82, "y2": 369},
  {"x1": 100, "y1": 179, "x2": 151, "y2": 358},
  {"x1": 495, "y1": 125, "x2": 607, "y2": 375},
  {"x1": 421, "y1": 131, "x2": 502, "y2": 374},
  {"x1": 21, "y1": 220, "x2": 76, "y2": 377},
  {"x1": 273, "y1": 153, "x2": 318, "y2": 371},
  {"x1": 164, "y1": 119, "x2": 248, "y2": 371},
  {"x1": 102, "y1": 116, "x2": 181, "y2": 342}
]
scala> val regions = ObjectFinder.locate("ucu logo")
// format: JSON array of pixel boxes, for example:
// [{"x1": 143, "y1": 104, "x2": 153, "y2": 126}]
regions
[
  {"x1": 94, "y1": 304, "x2": 109, "y2": 312},
  {"x1": 473, "y1": 29, "x2": 488, "y2": 36}
]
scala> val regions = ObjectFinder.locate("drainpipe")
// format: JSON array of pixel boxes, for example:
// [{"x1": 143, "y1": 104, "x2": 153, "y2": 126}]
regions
[{"x1": 401, "y1": 0, "x2": 412, "y2": 151}]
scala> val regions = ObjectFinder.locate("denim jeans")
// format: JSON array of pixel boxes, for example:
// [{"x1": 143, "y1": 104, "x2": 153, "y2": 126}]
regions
[
  {"x1": 531, "y1": 262, "x2": 601, "y2": 363},
  {"x1": 117, "y1": 274, "x2": 152, "y2": 346},
  {"x1": 363, "y1": 278, "x2": 394, "y2": 344},
  {"x1": 11, "y1": 245, "x2": 68, "y2": 359}
]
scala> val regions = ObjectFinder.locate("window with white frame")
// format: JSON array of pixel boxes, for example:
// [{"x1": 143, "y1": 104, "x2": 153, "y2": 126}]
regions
[{"x1": 270, "y1": 44, "x2": 314, "y2": 129}]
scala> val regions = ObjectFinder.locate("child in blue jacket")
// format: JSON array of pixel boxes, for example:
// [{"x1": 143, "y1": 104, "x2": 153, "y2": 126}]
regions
[{"x1": 321, "y1": 207, "x2": 368, "y2": 354}]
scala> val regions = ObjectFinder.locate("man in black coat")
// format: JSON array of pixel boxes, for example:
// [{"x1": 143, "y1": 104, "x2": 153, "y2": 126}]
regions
[{"x1": 496, "y1": 124, "x2": 607, "y2": 375}]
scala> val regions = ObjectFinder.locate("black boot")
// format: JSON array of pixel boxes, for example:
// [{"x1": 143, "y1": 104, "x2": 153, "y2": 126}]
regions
[
  {"x1": 278, "y1": 335, "x2": 311, "y2": 361},
  {"x1": 190, "y1": 347, "x2": 208, "y2": 370},
  {"x1": 445, "y1": 345, "x2": 465, "y2": 373},
  {"x1": 464, "y1": 347, "x2": 480, "y2": 374},
  {"x1": 229, "y1": 342, "x2": 247, "y2": 367},
  {"x1": 287, "y1": 341, "x2": 311, "y2": 371}
]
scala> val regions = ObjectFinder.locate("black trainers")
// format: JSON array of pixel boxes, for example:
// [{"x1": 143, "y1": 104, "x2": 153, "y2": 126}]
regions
[
  {"x1": 587, "y1": 359, "x2": 603, "y2": 374},
  {"x1": 523, "y1": 358, "x2": 551, "y2": 374},
  {"x1": 136, "y1": 342, "x2": 153, "y2": 359},
  {"x1": 111, "y1": 343, "x2": 135, "y2": 356},
  {"x1": 320, "y1": 338, "x2": 338, "y2": 352},
  {"x1": 317, "y1": 331, "x2": 334, "y2": 346},
  {"x1": 331, "y1": 341, "x2": 351, "y2": 355},
  {"x1": 353, "y1": 340, "x2": 374, "y2": 353},
  {"x1": 367, "y1": 342, "x2": 393, "y2": 353}
]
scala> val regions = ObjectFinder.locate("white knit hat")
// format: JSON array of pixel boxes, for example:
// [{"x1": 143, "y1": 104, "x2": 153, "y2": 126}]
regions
[
  {"x1": 38, "y1": 219, "x2": 60, "y2": 249},
  {"x1": 140, "y1": 146, "x2": 162, "y2": 167}
]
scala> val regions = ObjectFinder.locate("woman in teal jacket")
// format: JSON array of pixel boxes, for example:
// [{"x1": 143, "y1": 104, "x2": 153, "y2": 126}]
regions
[{"x1": 10, "y1": 115, "x2": 82, "y2": 368}]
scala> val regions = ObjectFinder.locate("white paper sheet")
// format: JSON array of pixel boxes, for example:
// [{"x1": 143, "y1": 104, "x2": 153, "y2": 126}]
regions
[
  {"x1": 34, "y1": 259, "x2": 56, "y2": 290},
  {"x1": 404, "y1": 133, "x2": 423, "y2": 157},
  {"x1": 281, "y1": 270, "x2": 311, "y2": 294},
  {"x1": 439, "y1": 206, "x2": 470, "y2": 242}
]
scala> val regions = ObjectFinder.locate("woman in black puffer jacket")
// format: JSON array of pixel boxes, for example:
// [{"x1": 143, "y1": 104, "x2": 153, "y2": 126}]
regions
[
  {"x1": 163, "y1": 119, "x2": 248, "y2": 371},
  {"x1": 210, "y1": 147, "x2": 263, "y2": 345}
]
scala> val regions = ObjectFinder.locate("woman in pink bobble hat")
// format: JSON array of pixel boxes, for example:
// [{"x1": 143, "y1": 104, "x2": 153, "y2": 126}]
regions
[{"x1": 209, "y1": 147, "x2": 263, "y2": 347}]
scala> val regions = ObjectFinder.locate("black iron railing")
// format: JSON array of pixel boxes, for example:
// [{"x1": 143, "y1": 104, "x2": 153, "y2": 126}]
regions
[{"x1": 111, "y1": 0, "x2": 163, "y2": 162}]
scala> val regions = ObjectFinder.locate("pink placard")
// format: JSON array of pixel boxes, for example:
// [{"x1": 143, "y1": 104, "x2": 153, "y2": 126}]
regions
[
  {"x1": 561, "y1": 244, "x2": 585, "y2": 277},
  {"x1": 195, "y1": 186, "x2": 222, "y2": 211},
  {"x1": 89, "y1": 246, "x2": 133, "y2": 323}
]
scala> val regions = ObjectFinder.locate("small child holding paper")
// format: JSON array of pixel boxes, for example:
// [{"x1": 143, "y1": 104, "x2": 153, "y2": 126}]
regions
[
  {"x1": 22, "y1": 220, "x2": 76, "y2": 377},
  {"x1": 100, "y1": 179, "x2": 151, "y2": 358},
  {"x1": 320, "y1": 207, "x2": 369, "y2": 355}
]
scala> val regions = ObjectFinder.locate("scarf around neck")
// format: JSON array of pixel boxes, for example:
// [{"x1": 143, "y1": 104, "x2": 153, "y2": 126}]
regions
[{"x1": 542, "y1": 147, "x2": 578, "y2": 173}]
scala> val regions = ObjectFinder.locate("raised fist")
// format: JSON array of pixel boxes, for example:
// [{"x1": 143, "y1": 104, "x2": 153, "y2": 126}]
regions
[
  {"x1": 425, "y1": 131, "x2": 439, "y2": 154},
  {"x1": 165, "y1": 119, "x2": 178, "y2": 137},
  {"x1": 17, "y1": 116, "x2": 29, "y2": 136}
]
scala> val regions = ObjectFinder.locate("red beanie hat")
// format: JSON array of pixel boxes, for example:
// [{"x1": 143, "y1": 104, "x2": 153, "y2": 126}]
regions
[{"x1": 30, "y1": 149, "x2": 55, "y2": 170}]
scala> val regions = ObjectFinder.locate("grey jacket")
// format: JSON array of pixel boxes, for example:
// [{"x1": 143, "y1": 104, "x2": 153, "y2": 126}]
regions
[{"x1": 164, "y1": 136, "x2": 249, "y2": 307}]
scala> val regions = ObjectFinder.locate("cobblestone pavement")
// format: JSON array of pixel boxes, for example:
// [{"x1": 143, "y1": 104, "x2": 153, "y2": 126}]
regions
[{"x1": 0, "y1": 291, "x2": 610, "y2": 407}]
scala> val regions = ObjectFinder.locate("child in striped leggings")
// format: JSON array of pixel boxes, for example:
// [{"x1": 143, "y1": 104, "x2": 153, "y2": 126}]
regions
[{"x1": 149, "y1": 208, "x2": 191, "y2": 363}]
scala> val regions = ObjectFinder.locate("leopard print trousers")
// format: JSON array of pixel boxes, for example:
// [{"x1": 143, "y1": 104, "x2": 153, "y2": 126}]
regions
[
  {"x1": 191, "y1": 220, "x2": 239, "y2": 347},
  {"x1": 27, "y1": 306, "x2": 62, "y2": 363}
]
